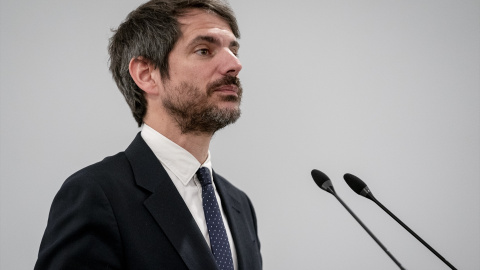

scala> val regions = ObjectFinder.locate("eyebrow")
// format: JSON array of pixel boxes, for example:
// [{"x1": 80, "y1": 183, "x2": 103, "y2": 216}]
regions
[{"x1": 189, "y1": 35, "x2": 240, "y2": 49}]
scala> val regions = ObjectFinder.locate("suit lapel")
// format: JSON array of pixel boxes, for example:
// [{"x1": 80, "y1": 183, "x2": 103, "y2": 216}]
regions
[
  {"x1": 213, "y1": 172, "x2": 257, "y2": 270},
  {"x1": 125, "y1": 133, "x2": 218, "y2": 270}
]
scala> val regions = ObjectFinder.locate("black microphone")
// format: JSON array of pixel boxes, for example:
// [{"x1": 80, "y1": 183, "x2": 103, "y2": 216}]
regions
[
  {"x1": 344, "y1": 173, "x2": 457, "y2": 270},
  {"x1": 311, "y1": 169, "x2": 406, "y2": 270}
]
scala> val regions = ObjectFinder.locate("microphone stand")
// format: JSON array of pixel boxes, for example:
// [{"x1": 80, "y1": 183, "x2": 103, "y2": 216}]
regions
[
  {"x1": 328, "y1": 187, "x2": 406, "y2": 270},
  {"x1": 367, "y1": 194, "x2": 457, "y2": 270}
]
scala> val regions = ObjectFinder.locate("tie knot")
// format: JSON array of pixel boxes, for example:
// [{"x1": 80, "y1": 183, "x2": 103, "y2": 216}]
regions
[{"x1": 196, "y1": 167, "x2": 212, "y2": 187}]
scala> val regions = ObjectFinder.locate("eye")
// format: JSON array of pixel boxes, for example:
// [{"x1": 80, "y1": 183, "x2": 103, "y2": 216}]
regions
[
  {"x1": 230, "y1": 47, "x2": 239, "y2": 57},
  {"x1": 195, "y1": 48, "x2": 210, "y2": 56}
]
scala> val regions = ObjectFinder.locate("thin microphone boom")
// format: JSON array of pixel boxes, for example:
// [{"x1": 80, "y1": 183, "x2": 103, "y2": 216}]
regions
[
  {"x1": 311, "y1": 169, "x2": 406, "y2": 270},
  {"x1": 344, "y1": 173, "x2": 457, "y2": 270}
]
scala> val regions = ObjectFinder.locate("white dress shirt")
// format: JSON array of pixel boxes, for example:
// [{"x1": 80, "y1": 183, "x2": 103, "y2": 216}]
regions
[{"x1": 141, "y1": 124, "x2": 237, "y2": 269}]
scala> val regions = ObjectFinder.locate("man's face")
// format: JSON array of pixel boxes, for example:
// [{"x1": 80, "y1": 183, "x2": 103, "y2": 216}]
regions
[{"x1": 160, "y1": 9, "x2": 243, "y2": 134}]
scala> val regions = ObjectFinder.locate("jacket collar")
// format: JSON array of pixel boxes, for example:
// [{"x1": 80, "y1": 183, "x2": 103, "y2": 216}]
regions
[
  {"x1": 213, "y1": 172, "x2": 259, "y2": 270},
  {"x1": 125, "y1": 133, "x2": 218, "y2": 270}
]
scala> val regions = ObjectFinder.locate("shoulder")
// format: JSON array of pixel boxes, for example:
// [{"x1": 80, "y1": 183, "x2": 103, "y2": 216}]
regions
[
  {"x1": 36, "y1": 154, "x2": 128, "y2": 269},
  {"x1": 63, "y1": 152, "x2": 131, "y2": 188},
  {"x1": 51, "y1": 151, "x2": 140, "y2": 210}
]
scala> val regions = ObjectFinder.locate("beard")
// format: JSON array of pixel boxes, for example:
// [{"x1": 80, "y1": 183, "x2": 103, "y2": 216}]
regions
[{"x1": 162, "y1": 76, "x2": 242, "y2": 134}]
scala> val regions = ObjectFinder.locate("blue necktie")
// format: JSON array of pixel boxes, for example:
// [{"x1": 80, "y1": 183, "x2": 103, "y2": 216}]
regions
[{"x1": 196, "y1": 167, "x2": 234, "y2": 270}]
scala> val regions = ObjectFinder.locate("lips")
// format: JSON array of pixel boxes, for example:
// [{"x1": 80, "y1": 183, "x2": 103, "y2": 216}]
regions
[
  {"x1": 214, "y1": 84, "x2": 239, "y2": 94},
  {"x1": 207, "y1": 76, "x2": 242, "y2": 98}
]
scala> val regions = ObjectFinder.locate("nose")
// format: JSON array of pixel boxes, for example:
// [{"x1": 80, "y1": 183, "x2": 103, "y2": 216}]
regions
[{"x1": 219, "y1": 48, "x2": 242, "y2": 77}]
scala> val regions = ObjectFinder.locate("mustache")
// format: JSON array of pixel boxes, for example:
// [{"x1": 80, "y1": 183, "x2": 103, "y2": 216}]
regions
[{"x1": 207, "y1": 76, "x2": 242, "y2": 95}]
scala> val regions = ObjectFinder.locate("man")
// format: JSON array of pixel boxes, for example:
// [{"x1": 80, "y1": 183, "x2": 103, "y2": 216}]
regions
[{"x1": 34, "y1": 0, "x2": 262, "y2": 269}]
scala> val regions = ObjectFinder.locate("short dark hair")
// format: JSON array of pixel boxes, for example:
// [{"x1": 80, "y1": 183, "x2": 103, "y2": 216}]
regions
[{"x1": 108, "y1": 0, "x2": 240, "y2": 127}]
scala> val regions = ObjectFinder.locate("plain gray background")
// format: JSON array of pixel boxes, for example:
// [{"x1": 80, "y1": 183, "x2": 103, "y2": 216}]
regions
[{"x1": 1, "y1": 0, "x2": 479, "y2": 269}]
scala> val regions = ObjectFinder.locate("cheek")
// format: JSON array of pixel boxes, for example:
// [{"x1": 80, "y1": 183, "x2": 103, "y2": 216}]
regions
[
  {"x1": 169, "y1": 60, "x2": 217, "y2": 90},
  {"x1": 187, "y1": 69, "x2": 212, "y2": 89},
  {"x1": 173, "y1": 63, "x2": 200, "y2": 80},
  {"x1": 187, "y1": 63, "x2": 211, "y2": 78}
]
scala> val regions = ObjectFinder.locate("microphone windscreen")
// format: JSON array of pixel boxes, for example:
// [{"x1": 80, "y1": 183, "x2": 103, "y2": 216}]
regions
[
  {"x1": 344, "y1": 173, "x2": 367, "y2": 195},
  {"x1": 311, "y1": 169, "x2": 330, "y2": 188}
]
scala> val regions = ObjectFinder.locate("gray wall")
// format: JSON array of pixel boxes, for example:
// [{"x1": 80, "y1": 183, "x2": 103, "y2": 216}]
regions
[{"x1": 1, "y1": 0, "x2": 479, "y2": 269}]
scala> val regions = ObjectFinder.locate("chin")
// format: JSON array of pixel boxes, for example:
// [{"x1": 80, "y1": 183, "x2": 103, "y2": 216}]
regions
[{"x1": 217, "y1": 101, "x2": 240, "y2": 111}]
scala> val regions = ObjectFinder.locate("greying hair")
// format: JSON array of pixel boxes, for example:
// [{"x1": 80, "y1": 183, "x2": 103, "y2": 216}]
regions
[{"x1": 108, "y1": 0, "x2": 240, "y2": 126}]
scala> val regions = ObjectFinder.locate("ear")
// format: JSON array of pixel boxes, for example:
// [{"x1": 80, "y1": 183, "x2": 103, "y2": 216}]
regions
[{"x1": 128, "y1": 57, "x2": 161, "y2": 95}]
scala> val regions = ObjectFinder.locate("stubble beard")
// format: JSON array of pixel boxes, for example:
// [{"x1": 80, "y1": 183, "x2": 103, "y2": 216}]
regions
[{"x1": 162, "y1": 76, "x2": 242, "y2": 135}]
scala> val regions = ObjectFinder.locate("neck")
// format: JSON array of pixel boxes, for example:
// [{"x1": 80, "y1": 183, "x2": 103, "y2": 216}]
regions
[{"x1": 144, "y1": 116, "x2": 213, "y2": 164}]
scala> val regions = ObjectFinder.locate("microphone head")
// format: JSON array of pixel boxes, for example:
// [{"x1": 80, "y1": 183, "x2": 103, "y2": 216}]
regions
[
  {"x1": 311, "y1": 169, "x2": 336, "y2": 195},
  {"x1": 344, "y1": 173, "x2": 366, "y2": 194},
  {"x1": 344, "y1": 173, "x2": 373, "y2": 199}
]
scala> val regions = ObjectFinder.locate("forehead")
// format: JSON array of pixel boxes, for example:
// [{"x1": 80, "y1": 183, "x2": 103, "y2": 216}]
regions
[{"x1": 177, "y1": 9, "x2": 235, "y2": 40}]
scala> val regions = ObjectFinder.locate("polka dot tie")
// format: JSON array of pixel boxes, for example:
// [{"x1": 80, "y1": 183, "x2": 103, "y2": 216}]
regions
[{"x1": 196, "y1": 167, "x2": 234, "y2": 270}]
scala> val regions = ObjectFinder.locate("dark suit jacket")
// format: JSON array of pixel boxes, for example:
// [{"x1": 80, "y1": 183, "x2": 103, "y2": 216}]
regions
[{"x1": 35, "y1": 133, "x2": 262, "y2": 270}]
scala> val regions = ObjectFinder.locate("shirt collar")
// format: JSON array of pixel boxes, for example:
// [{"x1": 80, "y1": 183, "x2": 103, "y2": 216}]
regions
[{"x1": 141, "y1": 124, "x2": 212, "y2": 186}]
